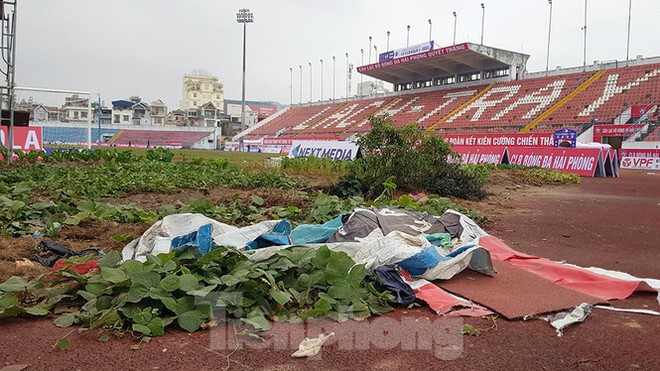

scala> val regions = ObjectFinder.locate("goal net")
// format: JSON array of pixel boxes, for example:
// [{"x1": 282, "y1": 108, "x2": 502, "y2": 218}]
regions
[{"x1": 13, "y1": 87, "x2": 93, "y2": 149}]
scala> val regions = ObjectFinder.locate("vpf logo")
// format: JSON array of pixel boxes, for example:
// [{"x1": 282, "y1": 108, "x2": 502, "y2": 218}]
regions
[{"x1": 621, "y1": 158, "x2": 632, "y2": 168}]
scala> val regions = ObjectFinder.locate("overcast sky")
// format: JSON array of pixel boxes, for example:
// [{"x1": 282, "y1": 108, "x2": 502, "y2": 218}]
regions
[{"x1": 16, "y1": 0, "x2": 660, "y2": 109}]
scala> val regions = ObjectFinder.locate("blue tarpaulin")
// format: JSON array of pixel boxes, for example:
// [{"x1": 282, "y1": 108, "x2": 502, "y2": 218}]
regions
[
  {"x1": 171, "y1": 223, "x2": 213, "y2": 256},
  {"x1": 246, "y1": 220, "x2": 293, "y2": 250},
  {"x1": 290, "y1": 215, "x2": 344, "y2": 244}
]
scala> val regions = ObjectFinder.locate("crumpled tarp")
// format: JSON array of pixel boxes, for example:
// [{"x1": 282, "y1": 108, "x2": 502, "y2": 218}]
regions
[
  {"x1": 122, "y1": 208, "x2": 495, "y2": 282},
  {"x1": 477, "y1": 235, "x2": 659, "y2": 302},
  {"x1": 328, "y1": 207, "x2": 464, "y2": 242},
  {"x1": 122, "y1": 213, "x2": 237, "y2": 262},
  {"x1": 374, "y1": 266, "x2": 416, "y2": 305},
  {"x1": 290, "y1": 215, "x2": 343, "y2": 244}
]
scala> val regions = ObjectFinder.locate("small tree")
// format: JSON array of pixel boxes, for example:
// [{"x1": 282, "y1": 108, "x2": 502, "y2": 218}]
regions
[{"x1": 339, "y1": 116, "x2": 485, "y2": 200}]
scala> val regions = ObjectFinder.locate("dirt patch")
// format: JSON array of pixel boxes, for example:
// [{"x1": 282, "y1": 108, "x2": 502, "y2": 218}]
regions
[
  {"x1": 0, "y1": 221, "x2": 150, "y2": 281},
  {"x1": 102, "y1": 186, "x2": 308, "y2": 210},
  {"x1": 1, "y1": 170, "x2": 659, "y2": 370}
]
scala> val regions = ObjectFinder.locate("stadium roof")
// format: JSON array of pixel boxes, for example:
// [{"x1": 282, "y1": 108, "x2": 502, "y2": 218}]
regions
[{"x1": 356, "y1": 42, "x2": 530, "y2": 84}]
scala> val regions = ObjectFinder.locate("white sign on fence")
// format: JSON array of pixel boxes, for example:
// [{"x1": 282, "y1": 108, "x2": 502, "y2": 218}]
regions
[{"x1": 289, "y1": 140, "x2": 359, "y2": 160}]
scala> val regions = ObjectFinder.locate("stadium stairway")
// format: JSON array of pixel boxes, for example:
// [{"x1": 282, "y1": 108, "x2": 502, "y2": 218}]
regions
[
  {"x1": 427, "y1": 84, "x2": 494, "y2": 131},
  {"x1": 109, "y1": 130, "x2": 125, "y2": 144},
  {"x1": 231, "y1": 106, "x2": 290, "y2": 141},
  {"x1": 520, "y1": 70, "x2": 605, "y2": 133}
]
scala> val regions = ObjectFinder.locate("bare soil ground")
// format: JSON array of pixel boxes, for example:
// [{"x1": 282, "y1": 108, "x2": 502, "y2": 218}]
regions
[{"x1": 1, "y1": 170, "x2": 659, "y2": 370}]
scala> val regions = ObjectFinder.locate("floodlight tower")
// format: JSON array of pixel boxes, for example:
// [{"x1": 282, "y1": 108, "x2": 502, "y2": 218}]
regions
[
  {"x1": 428, "y1": 19, "x2": 432, "y2": 42},
  {"x1": 406, "y1": 25, "x2": 410, "y2": 47},
  {"x1": 360, "y1": 49, "x2": 364, "y2": 96},
  {"x1": 626, "y1": 0, "x2": 632, "y2": 65},
  {"x1": 332, "y1": 56, "x2": 336, "y2": 100},
  {"x1": 546, "y1": 0, "x2": 553, "y2": 75},
  {"x1": 320, "y1": 59, "x2": 323, "y2": 102},
  {"x1": 236, "y1": 8, "x2": 254, "y2": 131},
  {"x1": 480, "y1": 3, "x2": 485, "y2": 45},
  {"x1": 582, "y1": 0, "x2": 588, "y2": 71},
  {"x1": 345, "y1": 53, "x2": 349, "y2": 98},
  {"x1": 289, "y1": 67, "x2": 293, "y2": 106},
  {"x1": 452, "y1": 12, "x2": 457, "y2": 45},
  {"x1": 368, "y1": 36, "x2": 372, "y2": 64},
  {"x1": 386, "y1": 31, "x2": 391, "y2": 51},
  {"x1": 308, "y1": 62, "x2": 312, "y2": 102},
  {"x1": 299, "y1": 64, "x2": 303, "y2": 104}
]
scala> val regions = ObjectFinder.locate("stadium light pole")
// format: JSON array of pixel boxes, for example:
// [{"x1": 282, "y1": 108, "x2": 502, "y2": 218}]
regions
[
  {"x1": 546, "y1": 0, "x2": 553, "y2": 75},
  {"x1": 299, "y1": 65, "x2": 303, "y2": 105},
  {"x1": 345, "y1": 53, "x2": 349, "y2": 98},
  {"x1": 97, "y1": 94, "x2": 102, "y2": 143},
  {"x1": 360, "y1": 49, "x2": 364, "y2": 96},
  {"x1": 236, "y1": 8, "x2": 253, "y2": 132},
  {"x1": 289, "y1": 67, "x2": 293, "y2": 106},
  {"x1": 582, "y1": 0, "x2": 588, "y2": 71},
  {"x1": 332, "y1": 56, "x2": 336, "y2": 100},
  {"x1": 428, "y1": 19, "x2": 432, "y2": 42},
  {"x1": 480, "y1": 3, "x2": 485, "y2": 45},
  {"x1": 406, "y1": 25, "x2": 410, "y2": 47},
  {"x1": 452, "y1": 12, "x2": 457, "y2": 45},
  {"x1": 320, "y1": 59, "x2": 324, "y2": 102},
  {"x1": 373, "y1": 45, "x2": 378, "y2": 95},
  {"x1": 308, "y1": 62, "x2": 313, "y2": 102},
  {"x1": 626, "y1": 0, "x2": 632, "y2": 65},
  {"x1": 387, "y1": 31, "x2": 390, "y2": 51},
  {"x1": 368, "y1": 36, "x2": 372, "y2": 64}
]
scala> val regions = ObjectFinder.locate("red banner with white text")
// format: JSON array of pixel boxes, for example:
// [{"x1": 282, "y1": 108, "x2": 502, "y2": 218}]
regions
[
  {"x1": 444, "y1": 133, "x2": 554, "y2": 147},
  {"x1": 0, "y1": 126, "x2": 43, "y2": 152},
  {"x1": 451, "y1": 146, "x2": 507, "y2": 165},
  {"x1": 619, "y1": 149, "x2": 660, "y2": 158},
  {"x1": 503, "y1": 147, "x2": 604, "y2": 177},
  {"x1": 593, "y1": 125, "x2": 641, "y2": 142}
]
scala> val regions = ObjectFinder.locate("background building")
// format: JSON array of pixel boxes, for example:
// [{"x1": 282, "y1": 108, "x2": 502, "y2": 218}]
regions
[{"x1": 181, "y1": 70, "x2": 225, "y2": 111}]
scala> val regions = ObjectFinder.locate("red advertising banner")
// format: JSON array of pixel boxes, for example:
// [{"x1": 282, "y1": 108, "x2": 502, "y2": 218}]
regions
[
  {"x1": 619, "y1": 149, "x2": 660, "y2": 158},
  {"x1": 0, "y1": 126, "x2": 43, "y2": 151},
  {"x1": 452, "y1": 146, "x2": 507, "y2": 165},
  {"x1": 593, "y1": 125, "x2": 641, "y2": 142},
  {"x1": 504, "y1": 147, "x2": 603, "y2": 177},
  {"x1": 357, "y1": 43, "x2": 469, "y2": 73},
  {"x1": 444, "y1": 133, "x2": 554, "y2": 147}
]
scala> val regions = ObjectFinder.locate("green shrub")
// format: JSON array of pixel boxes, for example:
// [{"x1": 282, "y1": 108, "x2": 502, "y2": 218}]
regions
[{"x1": 339, "y1": 116, "x2": 486, "y2": 200}]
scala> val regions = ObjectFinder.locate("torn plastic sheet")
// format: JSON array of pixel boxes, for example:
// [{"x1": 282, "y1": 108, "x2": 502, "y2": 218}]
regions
[
  {"x1": 476, "y1": 235, "x2": 659, "y2": 301},
  {"x1": 121, "y1": 213, "x2": 238, "y2": 262},
  {"x1": 247, "y1": 230, "x2": 494, "y2": 281},
  {"x1": 291, "y1": 332, "x2": 335, "y2": 358},
  {"x1": 594, "y1": 305, "x2": 660, "y2": 316},
  {"x1": 546, "y1": 303, "x2": 592, "y2": 337},
  {"x1": 562, "y1": 264, "x2": 660, "y2": 305}
]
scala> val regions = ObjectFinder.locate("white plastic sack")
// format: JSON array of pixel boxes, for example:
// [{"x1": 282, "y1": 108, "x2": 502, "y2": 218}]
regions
[{"x1": 121, "y1": 213, "x2": 237, "y2": 262}]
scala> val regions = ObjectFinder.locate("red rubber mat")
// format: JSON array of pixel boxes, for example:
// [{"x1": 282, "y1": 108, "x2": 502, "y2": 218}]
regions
[{"x1": 437, "y1": 260, "x2": 605, "y2": 319}]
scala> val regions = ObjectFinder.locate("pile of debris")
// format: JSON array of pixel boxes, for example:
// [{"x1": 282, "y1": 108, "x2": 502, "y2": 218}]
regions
[
  {"x1": 1, "y1": 207, "x2": 658, "y2": 340},
  {"x1": 121, "y1": 207, "x2": 660, "y2": 335}
]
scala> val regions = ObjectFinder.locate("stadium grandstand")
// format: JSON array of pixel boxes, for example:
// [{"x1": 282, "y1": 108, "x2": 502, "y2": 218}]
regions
[
  {"x1": 34, "y1": 121, "x2": 217, "y2": 149},
  {"x1": 233, "y1": 42, "x2": 660, "y2": 147}
]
